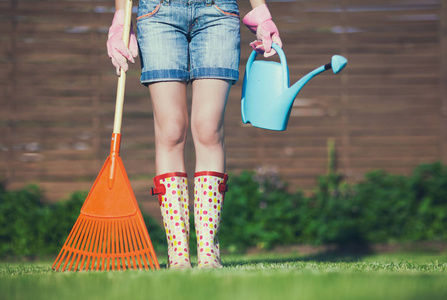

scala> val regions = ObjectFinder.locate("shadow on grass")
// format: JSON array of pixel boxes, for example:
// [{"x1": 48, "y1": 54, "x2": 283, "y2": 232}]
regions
[
  {"x1": 222, "y1": 244, "x2": 375, "y2": 267},
  {"x1": 301, "y1": 244, "x2": 375, "y2": 262}
]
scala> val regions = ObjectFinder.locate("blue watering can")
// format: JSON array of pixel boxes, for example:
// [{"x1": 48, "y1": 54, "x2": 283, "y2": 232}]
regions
[{"x1": 241, "y1": 43, "x2": 347, "y2": 131}]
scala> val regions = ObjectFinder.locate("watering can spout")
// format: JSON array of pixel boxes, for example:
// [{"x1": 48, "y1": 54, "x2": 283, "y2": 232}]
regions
[
  {"x1": 330, "y1": 55, "x2": 348, "y2": 74},
  {"x1": 287, "y1": 54, "x2": 348, "y2": 100}
]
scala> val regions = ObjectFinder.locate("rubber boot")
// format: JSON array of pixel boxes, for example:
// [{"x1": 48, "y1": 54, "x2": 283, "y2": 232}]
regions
[
  {"x1": 152, "y1": 172, "x2": 191, "y2": 269},
  {"x1": 194, "y1": 171, "x2": 228, "y2": 268}
]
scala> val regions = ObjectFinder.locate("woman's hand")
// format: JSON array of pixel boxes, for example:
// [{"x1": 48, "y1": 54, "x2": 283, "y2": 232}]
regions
[
  {"x1": 242, "y1": 4, "x2": 282, "y2": 57},
  {"x1": 106, "y1": 10, "x2": 138, "y2": 76}
]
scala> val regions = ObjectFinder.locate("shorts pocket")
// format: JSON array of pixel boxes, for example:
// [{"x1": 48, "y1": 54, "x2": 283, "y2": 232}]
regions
[
  {"x1": 137, "y1": 2, "x2": 161, "y2": 21},
  {"x1": 213, "y1": 3, "x2": 239, "y2": 18}
]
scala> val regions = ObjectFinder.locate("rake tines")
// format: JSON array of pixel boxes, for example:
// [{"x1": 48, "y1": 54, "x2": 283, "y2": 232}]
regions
[
  {"x1": 53, "y1": 214, "x2": 158, "y2": 271},
  {"x1": 52, "y1": 134, "x2": 160, "y2": 272}
]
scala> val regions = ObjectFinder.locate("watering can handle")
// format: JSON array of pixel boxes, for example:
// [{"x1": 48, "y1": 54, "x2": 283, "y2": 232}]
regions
[{"x1": 245, "y1": 43, "x2": 289, "y2": 89}]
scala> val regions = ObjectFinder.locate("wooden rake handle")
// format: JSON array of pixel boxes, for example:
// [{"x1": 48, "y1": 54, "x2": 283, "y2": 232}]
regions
[{"x1": 113, "y1": 0, "x2": 133, "y2": 135}]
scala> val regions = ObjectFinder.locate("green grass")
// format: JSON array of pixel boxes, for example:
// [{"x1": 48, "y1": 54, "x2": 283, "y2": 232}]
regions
[{"x1": 2, "y1": 251, "x2": 447, "y2": 300}]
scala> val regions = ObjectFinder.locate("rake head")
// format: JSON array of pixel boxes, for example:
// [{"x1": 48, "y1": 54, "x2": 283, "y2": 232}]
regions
[{"x1": 52, "y1": 133, "x2": 160, "y2": 272}]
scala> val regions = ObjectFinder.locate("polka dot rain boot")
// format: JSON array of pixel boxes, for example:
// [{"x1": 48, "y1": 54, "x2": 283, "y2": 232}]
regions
[
  {"x1": 194, "y1": 171, "x2": 229, "y2": 269},
  {"x1": 151, "y1": 172, "x2": 191, "y2": 269}
]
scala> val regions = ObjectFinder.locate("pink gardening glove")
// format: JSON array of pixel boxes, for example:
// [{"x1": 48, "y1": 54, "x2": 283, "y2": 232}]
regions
[
  {"x1": 106, "y1": 10, "x2": 138, "y2": 76},
  {"x1": 242, "y1": 4, "x2": 282, "y2": 58}
]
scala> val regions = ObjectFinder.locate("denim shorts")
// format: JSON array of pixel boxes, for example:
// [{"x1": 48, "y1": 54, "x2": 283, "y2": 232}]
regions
[{"x1": 136, "y1": 0, "x2": 241, "y2": 85}]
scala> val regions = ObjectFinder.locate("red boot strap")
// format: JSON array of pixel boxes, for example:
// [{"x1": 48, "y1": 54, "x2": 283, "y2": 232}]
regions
[
  {"x1": 151, "y1": 184, "x2": 166, "y2": 206},
  {"x1": 219, "y1": 183, "x2": 229, "y2": 193},
  {"x1": 195, "y1": 171, "x2": 222, "y2": 177},
  {"x1": 219, "y1": 173, "x2": 229, "y2": 194},
  {"x1": 151, "y1": 185, "x2": 166, "y2": 196}
]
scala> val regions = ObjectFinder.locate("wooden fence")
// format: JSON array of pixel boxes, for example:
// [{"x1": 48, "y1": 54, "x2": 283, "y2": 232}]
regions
[{"x1": 1, "y1": 0, "x2": 446, "y2": 218}]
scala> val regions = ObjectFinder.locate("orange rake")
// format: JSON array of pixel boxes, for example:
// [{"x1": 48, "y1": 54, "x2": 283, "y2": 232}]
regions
[{"x1": 52, "y1": 0, "x2": 160, "y2": 272}]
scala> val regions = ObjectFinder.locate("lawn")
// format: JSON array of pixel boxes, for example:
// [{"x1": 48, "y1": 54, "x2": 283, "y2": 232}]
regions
[{"x1": 1, "y1": 251, "x2": 447, "y2": 300}]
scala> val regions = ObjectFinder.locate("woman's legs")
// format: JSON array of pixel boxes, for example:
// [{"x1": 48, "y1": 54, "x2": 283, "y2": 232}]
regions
[
  {"x1": 191, "y1": 79, "x2": 232, "y2": 173},
  {"x1": 191, "y1": 79, "x2": 231, "y2": 268},
  {"x1": 149, "y1": 81, "x2": 191, "y2": 269},
  {"x1": 150, "y1": 79, "x2": 231, "y2": 269},
  {"x1": 149, "y1": 81, "x2": 189, "y2": 175}
]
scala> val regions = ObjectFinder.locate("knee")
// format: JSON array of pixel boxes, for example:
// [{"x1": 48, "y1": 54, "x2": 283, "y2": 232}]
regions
[
  {"x1": 155, "y1": 118, "x2": 188, "y2": 149},
  {"x1": 192, "y1": 117, "x2": 223, "y2": 148}
]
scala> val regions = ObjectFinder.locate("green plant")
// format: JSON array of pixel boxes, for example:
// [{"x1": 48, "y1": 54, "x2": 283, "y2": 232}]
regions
[
  {"x1": 0, "y1": 184, "x2": 46, "y2": 257},
  {"x1": 408, "y1": 162, "x2": 447, "y2": 241},
  {"x1": 220, "y1": 169, "x2": 303, "y2": 252},
  {"x1": 308, "y1": 173, "x2": 362, "y2": 245},
  {"x1": 352, "y1": 170, "x2": 414, "y2": 243},
  {"x1": 221, "y1": 162, "x2": 447, "y2": 250}
]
